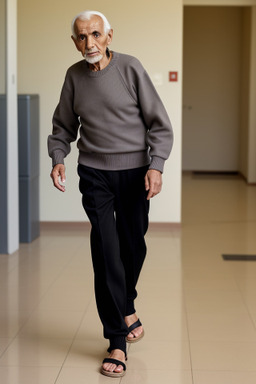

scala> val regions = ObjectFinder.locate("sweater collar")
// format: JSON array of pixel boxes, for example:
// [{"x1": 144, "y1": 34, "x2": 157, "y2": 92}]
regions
[{"x1": 84, "y1": 51, "x2": 118, "y2": 77}]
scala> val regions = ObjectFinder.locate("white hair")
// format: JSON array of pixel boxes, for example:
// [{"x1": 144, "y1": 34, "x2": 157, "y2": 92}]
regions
[{"x1": 71, "y1": 10, "x2": 111, "y2": 38}]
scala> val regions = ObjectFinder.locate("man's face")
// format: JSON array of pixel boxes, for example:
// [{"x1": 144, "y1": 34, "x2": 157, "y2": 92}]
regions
[{"x1": 72, "y1": 15, "x2": 113, "y2": 66}]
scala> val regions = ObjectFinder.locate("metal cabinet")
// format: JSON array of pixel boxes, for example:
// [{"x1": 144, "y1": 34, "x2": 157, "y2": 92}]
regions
[{"x1": 18, "y1": 95, "x2": 40, "y2": 243}]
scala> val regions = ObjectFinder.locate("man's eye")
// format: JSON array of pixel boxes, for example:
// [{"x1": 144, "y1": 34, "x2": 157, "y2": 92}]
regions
[
  {"x1": 78, "y1": 35, "x2": 86, "y2": 41},
  {"x1": 93, "y1": 32, "x2": 100, "y2": 38}
]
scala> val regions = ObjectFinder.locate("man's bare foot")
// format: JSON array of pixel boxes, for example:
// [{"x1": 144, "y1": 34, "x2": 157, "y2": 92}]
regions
[
  {"x1": 125, "y1": 313, "x2": 144, "y2": 341},
  {"x1": 102, "y1": 349, "x2": 126, "y2": 374}
]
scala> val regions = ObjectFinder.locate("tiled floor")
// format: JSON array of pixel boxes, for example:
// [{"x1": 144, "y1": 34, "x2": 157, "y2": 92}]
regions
[{"x1": 1, "y1": 172, "x2": 256, "y2": 383}]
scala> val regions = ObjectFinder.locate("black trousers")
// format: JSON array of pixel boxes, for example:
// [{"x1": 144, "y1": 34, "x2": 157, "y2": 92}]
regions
[{"x1": 78, "y1": 164, "x2": 149, "y2": 354}]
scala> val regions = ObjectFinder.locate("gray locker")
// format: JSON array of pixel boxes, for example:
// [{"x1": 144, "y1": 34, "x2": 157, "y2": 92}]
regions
[
  {"x1": 0, "y1": 96, "x2": 8, "y2": 253},
  {"x1": 18, "y1": 95, "x2": 40, "y2": 243},
  {"x1": 0, "y1": 94, "x2": 40, "y2": 248}
]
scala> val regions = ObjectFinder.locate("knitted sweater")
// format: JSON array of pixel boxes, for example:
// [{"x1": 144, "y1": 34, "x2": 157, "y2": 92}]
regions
[{"x1": 48, "y1": 52, "x2": 173, "y2": 173}]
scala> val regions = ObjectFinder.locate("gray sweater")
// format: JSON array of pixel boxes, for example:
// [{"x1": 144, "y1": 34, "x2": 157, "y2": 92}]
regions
[{"x1": 48, "y1": 52, "x2": 173, "y2": 173}]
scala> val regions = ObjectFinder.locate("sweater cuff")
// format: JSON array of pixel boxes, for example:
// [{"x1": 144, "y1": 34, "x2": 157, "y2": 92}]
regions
[
  {"x1": 52, "y1": 149, "x2": 66, "y2": 167},
  {"x1": 149, "y1": 156, "x2": 165, "y2": 173}
]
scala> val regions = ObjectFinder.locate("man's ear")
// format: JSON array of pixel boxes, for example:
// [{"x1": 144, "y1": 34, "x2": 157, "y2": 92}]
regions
[
  {"x1": 107, "y1": 29, "x2": 113, "y2": 45},
  {"x1": 71, "y1": 35, "x2": 80, "y2": 52}
]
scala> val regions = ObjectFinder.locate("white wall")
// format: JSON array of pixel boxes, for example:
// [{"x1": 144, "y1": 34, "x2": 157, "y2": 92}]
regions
[
  {"x1": 18, "y1": 0, "x2": 183, "y2": 223},
  {"x1": 6, "y1": 0, "x2": 19, "y2": 253}
]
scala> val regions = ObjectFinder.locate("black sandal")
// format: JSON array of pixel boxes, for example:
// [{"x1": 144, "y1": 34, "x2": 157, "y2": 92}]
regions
[
  {"x1": 101, "y1": 358, "x2": 126, "y2": 377},
  {"x1": 126, "y1": 318, "x2": 145, "y2": 343}
]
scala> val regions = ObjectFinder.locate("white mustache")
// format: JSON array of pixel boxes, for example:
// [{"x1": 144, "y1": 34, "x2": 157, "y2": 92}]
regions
[{"x1": 85, "y1": 49, "x2": 99, "y2": 55}]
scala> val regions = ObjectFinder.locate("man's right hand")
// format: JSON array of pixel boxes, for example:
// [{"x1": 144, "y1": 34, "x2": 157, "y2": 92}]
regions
[{"x1": 50, "y1": 164, "x2": 66, "y2": 192}]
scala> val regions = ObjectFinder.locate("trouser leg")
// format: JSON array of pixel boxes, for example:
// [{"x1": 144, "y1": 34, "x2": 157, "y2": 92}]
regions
[
  {"x1": 115, "y1": 166, "x2": 149, "y2": 315},
  {"x1": 78, "y1": 164, "x2": 149, "y2": 353},
  {"x1": 78, "y1": 165, "x2": 127, "y2": 353}
]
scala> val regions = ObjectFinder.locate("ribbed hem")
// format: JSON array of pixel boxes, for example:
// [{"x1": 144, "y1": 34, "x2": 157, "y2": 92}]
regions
[
  {"x1": 51, "y1": 149, "x2": 66, "y2": 167},
  {"x1": 108, "y1": 336, "x2": 127, "y2": 355},
  {"x1": 149, "y1": 156, "x2": 165, "y2": 173},
  {"x1": 78, "y1": 150, "x2": 150, "y2": 171}
]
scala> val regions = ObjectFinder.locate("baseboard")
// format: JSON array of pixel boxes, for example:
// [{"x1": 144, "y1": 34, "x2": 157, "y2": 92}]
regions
[{"x1": 40, "y1": 221, "x2": 181, "y2": 231}]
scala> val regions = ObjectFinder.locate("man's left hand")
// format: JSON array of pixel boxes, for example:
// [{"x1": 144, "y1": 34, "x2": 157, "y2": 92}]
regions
[{"x1": 145, "y1": 169, "x2": 162, "y2": 200}]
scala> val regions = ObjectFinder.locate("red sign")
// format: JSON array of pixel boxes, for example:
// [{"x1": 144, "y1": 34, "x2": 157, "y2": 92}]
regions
[{"x1": 169, "y1": 71, "x2": 178, "y2": 82}]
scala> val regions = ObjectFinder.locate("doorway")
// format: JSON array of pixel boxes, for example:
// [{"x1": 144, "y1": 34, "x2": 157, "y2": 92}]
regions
[{"x1": 182, "y1": 6, "x2": 250, "y2": 174}]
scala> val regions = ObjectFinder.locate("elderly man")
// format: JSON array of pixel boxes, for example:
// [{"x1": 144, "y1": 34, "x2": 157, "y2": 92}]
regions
[{"x1": 48, "y1": 10, "x2": 173, "y2": 378}]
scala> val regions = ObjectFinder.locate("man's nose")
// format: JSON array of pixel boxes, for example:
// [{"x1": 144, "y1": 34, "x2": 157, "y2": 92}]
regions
[{"x1": 86, "y1": 36, "x2": 94, "y2": 50}]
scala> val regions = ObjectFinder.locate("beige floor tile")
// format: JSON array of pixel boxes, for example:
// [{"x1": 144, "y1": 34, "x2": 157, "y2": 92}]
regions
[
  {"x1": 64, "y1": 340, "x2": 191, "y2": 371},
  {"x1": 182, "y1": 173, "x2": 254, "y2": 223},
  {"x1": 54, "y1": 264, "x2": 94, "y2": 283},
  {"x1": 181, "y1": 255, "x2": 232, "y2": 272},
  {"x1": 235, "y1": 271, "x2": 256, "y2": 292},
  {"x1": 239, "y1": 291, "x2": 256, "y2": 313},
  {"x1": 57, "y1": 366, "x2": 193, "y2": 384},
  {"x1": 190, "y1": 341, "x2": 256, "y2": 371},
  {"x1": 142, "y1": 310, "x2": 188, "y2": 341},
  {"x1": 138, "y1": 279, "x2": 185, "y2": 299},
  {"x1": 136, "y1": 291, "x2": 185, "y2": 314},
  {"x1": 56, "y1": 366, "x2": 119, "y2": 384},
  {"x1": 74, "y1": 309, "x2": 104, "y2": 341},
  {"x1": 145, "y1": 244, "x2": 182, "y2": 270},
  {"x1": 18, "y1": 310, "x2": 85, "y2": 339},
  {"x1": 122, "y1": 369, "x2": 193, "y2": 384},
  {"x1": 187, "y1": 313, "x2": 256, "y2": 342},
  {"x1": 76, "y1": 302, "x2": 188, "y2": 343},
  {"x1": 0, "y1": 338, "x2": 72, "y2": 367},
  {"x1": 231, "y1": 261, "x2": 256, "y2": 278},
  {"x1": 1, "y1": 173, "x2": 256, "y2": 382},
  {"x1": 193, "y1": 370, "x2": 256, "y2": 384},
  {"x1": 181, "y1": 251, "x2": 225, "y2": 269},
  {"x1": 183, "y1": 268, "x2": 238, "y2": 290},
  {"x1": 185, "y1": 289, "x2": 248, "y2": 314},
  {"x1": 0, "y1": 254, "x2": 20, "y2": 274},
  {"x1": 216, "y1": 222, "x2": 256, "y2": 254},
  {"x1": 0, "y1": 366, "x2": 60, "y2": 384},
  {"x1": 136, "y1": 275, "x2": 186, "y2": 314},
  {"x1": 37, "y1": 283, "x2": 93, "y2": 311},
  {"x1": 62, "y1": 338, "x2": 107, "y2": 368},
  {"x1": 0, "y1": 339, "x2": 12, "y2": 356},
  {"x1": 140, "y1": 269, "x2": 184, "y2": 293},
  {"x1": 250, "y1": 313, "x2": 256, "y2": 327},
  {"x1": 0, "y1": 311, "x2": 32, "y2": 338},
  {"x1": 127, "y1": 341, "x2": 191, "y2": 370},
  {"x1": 0, "y1": 288, "x2": 45, "y2": 312},
  {"x1": 81, "y1": 296, "x2": 99, "y2": 313}
]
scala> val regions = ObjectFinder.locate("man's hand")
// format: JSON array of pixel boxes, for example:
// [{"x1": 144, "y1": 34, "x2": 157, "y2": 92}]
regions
[
  {"x1": 145, "y1": 169, "x2": 162, "y2": 200},
  {"x1": 50, "y1": 164, "x2": 66, "y2": 192}
]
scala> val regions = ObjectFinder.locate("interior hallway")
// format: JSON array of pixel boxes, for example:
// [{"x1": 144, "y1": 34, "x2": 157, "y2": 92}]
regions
[{"x1": 1, "y1": 172, "x2": 256, "y2": 383}]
